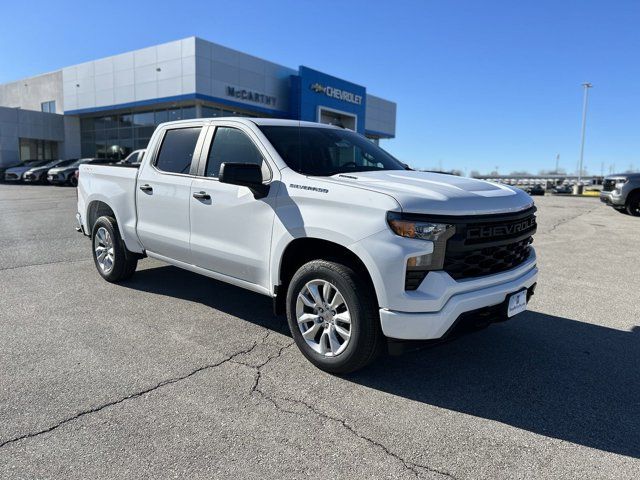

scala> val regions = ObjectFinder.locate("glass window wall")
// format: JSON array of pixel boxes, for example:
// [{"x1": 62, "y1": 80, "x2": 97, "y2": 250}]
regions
[{"x1": 80, "y1": 104, "x2": 264, "y2": 159}]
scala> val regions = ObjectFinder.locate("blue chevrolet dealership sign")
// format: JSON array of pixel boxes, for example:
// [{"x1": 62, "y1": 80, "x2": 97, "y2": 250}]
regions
[{"x1": 291, "y1": 66, "x2": 367, "y2": 134}]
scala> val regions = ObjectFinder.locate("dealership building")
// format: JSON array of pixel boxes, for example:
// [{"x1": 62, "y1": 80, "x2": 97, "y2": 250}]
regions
[{"x1": 0, "y1": 36, "x2": 396, "y2": 167}]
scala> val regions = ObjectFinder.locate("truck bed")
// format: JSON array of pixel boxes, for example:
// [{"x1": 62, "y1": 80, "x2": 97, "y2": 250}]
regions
[{"x1": 77, "y1": 163, "x2": 142, "y2": 252}]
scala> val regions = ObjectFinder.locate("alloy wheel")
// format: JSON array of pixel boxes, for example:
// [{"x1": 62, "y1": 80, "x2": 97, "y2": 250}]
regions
[
  {"x1": 94, "y1": 227, "x2": 115, "y2": 273},
  {"x1": 296, "y1": 279, "x2": 352, "y2": 357}
]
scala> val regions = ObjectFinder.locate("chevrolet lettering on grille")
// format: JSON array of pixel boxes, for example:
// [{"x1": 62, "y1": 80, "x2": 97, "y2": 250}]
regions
[{"x1": 466, "y1": 217, "x2": 536, "y2": 241}]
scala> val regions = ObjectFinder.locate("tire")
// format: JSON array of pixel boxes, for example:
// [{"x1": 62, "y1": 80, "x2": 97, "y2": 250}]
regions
[
  {"x1": 614, "y1": 207, "x2": 629, "y2": 215},
  {"x1": 625, "y1": 192, "x2": 640, "y2": 216},
  {"x1": 91, "y1": 216, "x2": 138, "y2": 282},
  {"x1": 285, "y1": 259, "x2": 383, "y2": 374},
  {"x1": 69, "y1": 175, "x2": 78, "y2": 187}
]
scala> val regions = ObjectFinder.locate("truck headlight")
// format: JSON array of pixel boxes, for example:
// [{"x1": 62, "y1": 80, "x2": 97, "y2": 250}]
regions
[
  {"x1": 386, "y1": 212, "x2": 454, "y2": 241},
  {"x1": 387, "y1": 212, "x2": 456, "y2": 289},
  {"x1": 615, "y1": 181, "x2": 626, "y2": 191}
]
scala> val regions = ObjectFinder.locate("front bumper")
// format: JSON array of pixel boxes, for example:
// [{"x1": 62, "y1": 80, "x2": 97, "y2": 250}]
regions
[
  {"x1": 4, "y1": 173, "x2": 22, "y2": 182},
  {"x1": 600, "y1": 191, "x2": 624, "y2": 206},
  {"x1": 23, "y1": 172, "x2": 42, "y2": 183},
  {"x1": 47, "y1": 173, "x2": 66, "y2": 184},
  {"x1": 380, "y1": 263, "x2": 538, "y2": 339}
]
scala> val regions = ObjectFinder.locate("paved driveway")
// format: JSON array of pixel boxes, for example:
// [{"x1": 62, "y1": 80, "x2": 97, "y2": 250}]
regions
[{"x1": 0, "y1": 184, "x2": 638, "y2": 479}]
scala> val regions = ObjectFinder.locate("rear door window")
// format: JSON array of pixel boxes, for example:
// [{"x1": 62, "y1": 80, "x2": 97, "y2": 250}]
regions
[{"x1": 155, "y1": 127, "x2": 202, "y2": 174}]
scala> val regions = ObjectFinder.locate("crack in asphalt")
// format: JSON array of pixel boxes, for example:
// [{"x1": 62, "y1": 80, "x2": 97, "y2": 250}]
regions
[
  {"x1": 237, "y1": 342, "x2": 458, "y2": 480},
  {"x1": 0, "y1": 338, "x2": 264, "y2": 450},
  {"x1": 2, "y1": 326, "x2": 457, "y2": 479},
  {"x1": 0, "y1": 258, "x2": 90, "y2": 272},
  {"x1": 544, "y1": 206, "x2": 598, "y2": 234}
]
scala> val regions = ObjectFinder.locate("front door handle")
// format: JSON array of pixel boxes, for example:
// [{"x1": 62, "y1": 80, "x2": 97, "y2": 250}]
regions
[
  {"x1": 192, "y1": 191, "x2": 211, "y2": 201},
  {"x1": 139, "y1": 184, "x2": 153, "y2": 193}
]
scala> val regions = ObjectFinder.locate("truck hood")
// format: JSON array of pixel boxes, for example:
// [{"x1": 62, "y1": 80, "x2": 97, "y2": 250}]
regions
[{"x1": 325, "y1": 170, "x2": 534, "y2": 215}]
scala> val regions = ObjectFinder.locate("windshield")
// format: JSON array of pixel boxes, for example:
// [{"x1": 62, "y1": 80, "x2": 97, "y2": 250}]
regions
[
  {"x1": 258, "y1": 126, "x2": 406, "y2": 176},
  {"x1": 41, "y1": 159, "x2": 73, "y2": 169},
  {"x1": 69, "y1": 158, "x2": 101, "y2": 167},
  {"x1": 57, "y1": 158, "x2": 78, "y2": 167},
  {"x1": 65, "y1": 159, "x2": 90, "y2": 168}
]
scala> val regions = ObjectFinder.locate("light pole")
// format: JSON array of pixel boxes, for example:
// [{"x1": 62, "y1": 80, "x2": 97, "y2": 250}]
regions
[{"x1": 577, "y1": 82, "x2": 592, "y2": 184}]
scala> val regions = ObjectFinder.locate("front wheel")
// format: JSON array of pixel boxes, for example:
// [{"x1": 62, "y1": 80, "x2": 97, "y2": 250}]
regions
[
  {"x1": 91, "y1": 216, "x2": 138, "y2": 282},
  {"x1": 625, "y1": 192, "x2": 640, "y2": 216},
  {"x1": 286, "y1": 260, "x2": 383, "y2": 374}
]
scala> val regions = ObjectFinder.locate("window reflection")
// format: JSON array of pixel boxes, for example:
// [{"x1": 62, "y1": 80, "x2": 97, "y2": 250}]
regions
[{"x1": 80, "y1": 104, "x2": 265, "y2": 159}]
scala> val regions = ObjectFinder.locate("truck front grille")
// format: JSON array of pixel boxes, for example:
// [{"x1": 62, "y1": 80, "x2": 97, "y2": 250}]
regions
[
  {"x1": 442, "y1": 207, "x2": 537, "y2": 281},
  {"x1": 602, "y1": 179, "x2": 616, "y2": 192},
  {"x1": 444, "y1": 237, "x2": 533, "y2": 279}
]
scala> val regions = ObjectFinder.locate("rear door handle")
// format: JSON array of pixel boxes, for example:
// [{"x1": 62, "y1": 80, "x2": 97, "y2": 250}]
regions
[
  {"x1": 139, "y1": 184, "x2": 153, "y2": 193},
  {"x1": 192, "y1": 191, "x2": 211, "y2": 200}
]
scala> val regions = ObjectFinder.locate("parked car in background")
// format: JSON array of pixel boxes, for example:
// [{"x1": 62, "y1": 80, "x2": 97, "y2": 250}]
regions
[
  {"x1": 118, "y1": 149, "x2": 145, "y2": 166},
  {"x1": 24, "y1": 158, "x2": 78, "y2": 184},
  {"x1": 524, "y1": 184, "x2": 545, "y2": 196},
  {"x1": 600, "y1": 173, "x2": 640, "y2": 216},
  {"x1": 4, "y1": 159, "x2": 51, "y2": 182},
  {"x1": 552, "y1": 184, "x2": 572, "y2": 194},
  {"x1": 0, "y1": 160, "x2": 25, "y2": 180},
  {"x1": 48, "y1": 158, "x2": 111, "y2": 186}
]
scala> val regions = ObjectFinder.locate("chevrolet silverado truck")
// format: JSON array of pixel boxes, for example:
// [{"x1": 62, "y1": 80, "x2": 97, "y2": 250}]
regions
[
  {"x1": 600, "y1": 173, "x2": 640, "y2": 216},
  {"x1": 77, "y1": 118, "x2": 538, "y2": 373}
]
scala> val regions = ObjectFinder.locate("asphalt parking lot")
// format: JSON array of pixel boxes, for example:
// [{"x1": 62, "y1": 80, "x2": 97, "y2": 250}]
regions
[{"x1": 0, "y1": 184, "x2": 639, "y2": 479}]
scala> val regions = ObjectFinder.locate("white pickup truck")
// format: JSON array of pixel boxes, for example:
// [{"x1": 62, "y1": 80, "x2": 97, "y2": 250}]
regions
[{"x1": 77, "y1": 118, "x2": 538, "y2": 373}]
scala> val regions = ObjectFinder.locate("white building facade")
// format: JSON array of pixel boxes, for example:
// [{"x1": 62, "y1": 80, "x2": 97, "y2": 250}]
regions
[{"x1": 0, "y1": 37, "x2": 396, "y2": 167}]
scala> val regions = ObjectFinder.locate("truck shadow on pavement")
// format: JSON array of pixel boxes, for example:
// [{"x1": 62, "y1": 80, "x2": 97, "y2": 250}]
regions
[
  {"x1": 123, "y1": 265, "x2": 288, "y2": 334},
  {"x1": 351, "y1": 311, "x2": 640, "y2": 459},
  {"x1": 123, "y1": 265, "x2": 639, "y2": 459}
]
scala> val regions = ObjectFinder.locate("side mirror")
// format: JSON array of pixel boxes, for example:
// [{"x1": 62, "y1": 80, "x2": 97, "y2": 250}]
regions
[{"x1": 218, "y1": 162, "x2": 269, "y2": 198}]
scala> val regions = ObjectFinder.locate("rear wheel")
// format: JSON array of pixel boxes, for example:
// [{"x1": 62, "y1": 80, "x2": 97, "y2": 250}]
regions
[
  {"x1": 91, "y1": 216, "x2": 138, "y2": 282},
  {"x1": 69, "y1": 174, "x2": 78, "y2": 187},
  {"x1": 286, "y1": 260, "x2": 383, "y2": 374},
  {"x1": 625, "y1": 192, "x2": 640, "y2": 216}
]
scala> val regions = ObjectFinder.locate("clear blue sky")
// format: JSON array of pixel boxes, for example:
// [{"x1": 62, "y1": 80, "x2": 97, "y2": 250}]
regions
[{"x1": 2, "y1": 0, "x2": 638, "y2": 175}]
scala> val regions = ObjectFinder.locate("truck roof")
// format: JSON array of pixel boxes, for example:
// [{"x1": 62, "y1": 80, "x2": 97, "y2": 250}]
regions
[{"x1": 156, "y1": 117, "x2": 342, "y2": 130}]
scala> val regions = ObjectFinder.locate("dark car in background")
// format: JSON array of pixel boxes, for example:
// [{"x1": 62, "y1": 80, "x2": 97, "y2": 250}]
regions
[
  {"x1": 552, "y1": 184, "x2": 572, "y2": 194},
  {"x1": 4, "y1": 159, "x2": 51, "y2": 182},
  {"x1": 24, "y1": 159, "x2": 78, "y2": 184},
  {"x1": 47, "y1": 158, "x2": 112, "y2": 186},
  {"x1": 524, "y1": 184, "x2": 545, "y2": 196}
]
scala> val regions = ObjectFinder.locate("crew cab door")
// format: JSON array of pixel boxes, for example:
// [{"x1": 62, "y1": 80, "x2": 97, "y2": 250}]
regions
[
  {"x1": 189, "y1": 122, "x2": 278, "y2": 289},
  {"x1": 136, "y1": 124, "x2": 206, "y2": 263}
]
